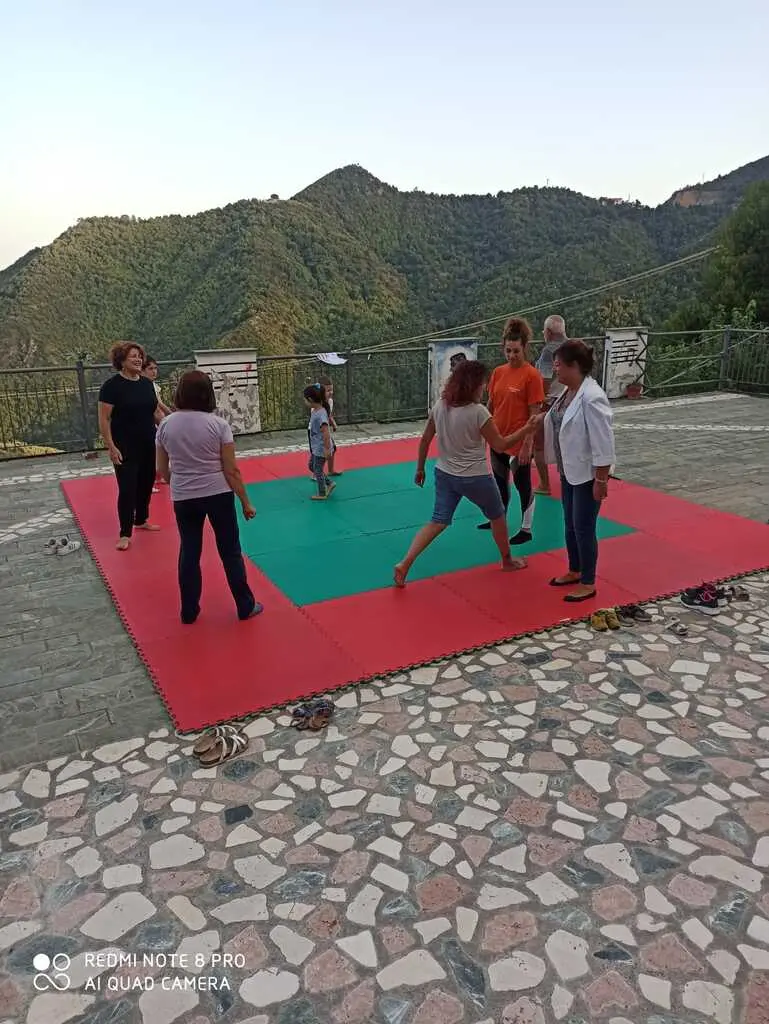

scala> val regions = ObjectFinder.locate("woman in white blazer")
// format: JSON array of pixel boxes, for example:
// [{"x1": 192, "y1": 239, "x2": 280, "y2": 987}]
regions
[{"x1": 541, "y1": 340, "x2": 616, "y2": 603}]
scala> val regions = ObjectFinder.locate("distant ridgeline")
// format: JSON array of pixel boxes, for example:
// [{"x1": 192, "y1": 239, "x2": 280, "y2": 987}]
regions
[{"x1": 1, "y1": 155, "x2": 768, "y2": 370}]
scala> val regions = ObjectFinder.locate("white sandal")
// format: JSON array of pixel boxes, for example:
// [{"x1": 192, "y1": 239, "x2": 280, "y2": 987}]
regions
[{"x1": 57, "y1": 536, "x2": 81, "y2": 556}]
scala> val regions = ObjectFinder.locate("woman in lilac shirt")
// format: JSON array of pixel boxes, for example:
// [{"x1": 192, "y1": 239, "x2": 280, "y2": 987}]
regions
[{"x1": 156, "y1": 371, "x2": 262, "y2": 625}]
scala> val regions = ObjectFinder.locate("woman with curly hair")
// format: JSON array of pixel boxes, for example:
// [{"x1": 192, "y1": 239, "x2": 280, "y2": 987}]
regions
[
  {"x1": 478, "y1": 317, "x2": 545, "y2": 545},
  {"x1": 98, "y1": 341, "x2": 162, "y2": 551},
  {"x1": 394, "y1": 359, "x2": 537, "y2": 587}
]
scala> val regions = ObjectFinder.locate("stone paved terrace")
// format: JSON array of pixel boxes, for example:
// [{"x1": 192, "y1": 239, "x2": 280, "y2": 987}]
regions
[{"x1": 1, "y1": 391, "x2": 769, "y2": 1024}]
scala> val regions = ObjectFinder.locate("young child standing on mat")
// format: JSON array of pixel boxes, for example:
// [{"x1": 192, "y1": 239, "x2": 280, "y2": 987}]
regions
[
  {"x1": 304, "y1": 384, "x2": 336, "y2": 500},
  {"x1": 318, "y1": 375, "x2": 341, "y2": 476}
]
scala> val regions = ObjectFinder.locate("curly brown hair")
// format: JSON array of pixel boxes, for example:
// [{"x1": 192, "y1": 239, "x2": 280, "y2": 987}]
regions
[
  {"x1": 442, "y1": 360, "x2": 488, "y2": 407},
  {"x1": 501, "y1": 317, "x2": 533, "y2": 346},
  {"x1": 109, "y1": 341, "x2": 146, "y2": 370}
]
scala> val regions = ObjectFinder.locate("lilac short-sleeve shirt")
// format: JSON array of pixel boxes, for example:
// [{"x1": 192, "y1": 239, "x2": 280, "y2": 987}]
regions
[{"x1": 156, "y1": 410, "x2": 234, "y2": 502}]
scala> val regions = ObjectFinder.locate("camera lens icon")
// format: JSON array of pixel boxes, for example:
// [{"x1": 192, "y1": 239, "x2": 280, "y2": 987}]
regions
[{"x1": 33, "y1": 952, "x2": 71, "y2": 991}]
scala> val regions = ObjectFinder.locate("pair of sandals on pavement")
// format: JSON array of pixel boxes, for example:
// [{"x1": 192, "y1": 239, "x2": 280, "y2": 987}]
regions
[
  {"x1": 186, "y1": 699, "x2": 335, "y2": 764},
  {"x1": 191, "y1": 724, "x2": 249, "y2": 766},
  {"x1": 290, "y1": 699, "x2": 335, "y2": 731},
  {"x1": 590, "y1": 604, "x2": 651, "y2": 631},
  {"x1": 45, "y1": 535, "x2": 81, "y2": 556}
]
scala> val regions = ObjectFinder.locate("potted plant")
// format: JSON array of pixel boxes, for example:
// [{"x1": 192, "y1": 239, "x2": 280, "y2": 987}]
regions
[{"x1": 625, "y1": 381, "x2": 643, "y2": 399}]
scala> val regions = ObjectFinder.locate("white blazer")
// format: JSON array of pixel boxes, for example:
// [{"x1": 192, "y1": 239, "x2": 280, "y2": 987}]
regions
[{"x1": 544, "y1": 376, "x2": 616, "y2": 486}]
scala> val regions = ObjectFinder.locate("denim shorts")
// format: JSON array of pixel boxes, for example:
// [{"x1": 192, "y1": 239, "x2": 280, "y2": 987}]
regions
[{"x1": 432, "y1": 467, "x2": 505, "y2": 525}]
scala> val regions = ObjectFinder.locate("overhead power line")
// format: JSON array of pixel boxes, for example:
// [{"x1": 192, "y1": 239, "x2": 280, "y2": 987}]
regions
[{"x1": 349, "y1": 246, "x2": 716, "y2": 355}]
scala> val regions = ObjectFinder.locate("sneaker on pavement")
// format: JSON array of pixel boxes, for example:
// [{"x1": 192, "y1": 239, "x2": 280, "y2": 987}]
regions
[
  {"x1": 680, "y1": 584, "x2": 728, "y2": 616},
  {"x1": 57, "y1": 537, "x2": 82, "y2": 556}
]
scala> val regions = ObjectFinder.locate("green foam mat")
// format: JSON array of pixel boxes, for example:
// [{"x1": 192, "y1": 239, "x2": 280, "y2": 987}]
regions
[{"x1": 238, "y1": 460, "x2": 635, "y2": 605}]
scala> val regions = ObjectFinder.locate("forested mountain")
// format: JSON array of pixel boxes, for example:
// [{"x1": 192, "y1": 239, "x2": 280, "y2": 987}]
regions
[{"x1": 1, "y1": 156, "x2": 767, "y2": 367}]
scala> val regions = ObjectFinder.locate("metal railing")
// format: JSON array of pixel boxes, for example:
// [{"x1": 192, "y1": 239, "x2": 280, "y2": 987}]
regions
[
  {"x1": 641, "y1": 328, "x2": 769, "y2": 397},
  {"x1": 0, "y1": 328, "x2": 766, "y2": 459}
]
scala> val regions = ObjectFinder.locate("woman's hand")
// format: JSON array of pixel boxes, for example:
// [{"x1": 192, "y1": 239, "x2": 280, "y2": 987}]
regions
[
  {"x1": 241, "y1": 500, "x2": 256, "y2": 520},
  {"x1": 518, "y1": 439, "x2": 533, "y2": 465},
  {"x1": 414, "y1": 468, "x2": 426, "y2": 487},
  {"x1": 108, "y1": 444, "x2": 123, "y2": 466},
  {"x1": 593, "y1": 478, "x2": 608, "y2": 501}
]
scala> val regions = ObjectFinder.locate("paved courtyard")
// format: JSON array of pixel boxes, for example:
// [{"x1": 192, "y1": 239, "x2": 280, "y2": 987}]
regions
[{"x1": 1, "y1": 392, "x2": 769, "y2": 1024}]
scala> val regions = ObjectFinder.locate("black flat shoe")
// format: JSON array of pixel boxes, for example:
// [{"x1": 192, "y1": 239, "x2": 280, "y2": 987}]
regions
[{"x1": 510, "y1": 530, "x2": 532, "y2": 546}]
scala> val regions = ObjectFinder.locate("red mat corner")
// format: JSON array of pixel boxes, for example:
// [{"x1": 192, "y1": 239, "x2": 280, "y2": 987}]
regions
[{"x1": 62, "y1": 438, "x2": 769, "y2": 730}]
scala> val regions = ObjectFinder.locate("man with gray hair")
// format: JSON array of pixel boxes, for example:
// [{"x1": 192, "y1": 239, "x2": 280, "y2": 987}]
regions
[{"x1": 533, "y1": 314, "x2": 568, "y2": 494}]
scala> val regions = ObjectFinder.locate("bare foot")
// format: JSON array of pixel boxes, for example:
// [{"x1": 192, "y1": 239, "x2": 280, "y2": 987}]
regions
[
  {"x1": 135, "y1": 523, "x2": 160, "y2": 532},
  {"x1": 116, "y1": 537, "x2": 130, "y2": 551},
  {"x1": 393, "y1": 563, "x2": 408, "y2": 588},
  {"x1": 502, "y1": 557, "x2": 527, "y2": 571}
]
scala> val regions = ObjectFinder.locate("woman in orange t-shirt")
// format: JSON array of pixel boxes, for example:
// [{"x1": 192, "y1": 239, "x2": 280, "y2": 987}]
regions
[{"x1": 479, "y1": 318, "x2": 545, "y2": 544}]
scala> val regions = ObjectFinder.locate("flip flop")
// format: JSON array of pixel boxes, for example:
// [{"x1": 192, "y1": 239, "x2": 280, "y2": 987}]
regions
[{"x1": 668, "y1": 618, "x2": 688, "y2": 637}]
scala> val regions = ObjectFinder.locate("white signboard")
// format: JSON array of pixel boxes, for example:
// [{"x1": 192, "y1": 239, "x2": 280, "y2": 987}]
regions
[
  {"x1": 194, "y1": 349, "x2": 261, "y2": 435},
  {"x1": 427, "y1": 338, "x2": 479, "y2": 410},
  {"x1": 602, "y1": 327, "x2": 648, "y2": 399}
]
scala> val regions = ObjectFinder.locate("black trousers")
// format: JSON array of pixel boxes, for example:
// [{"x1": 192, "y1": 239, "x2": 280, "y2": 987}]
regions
[
  {"x1": 173, "y1": 491, "x2": 255, "y2": 624},
  {"x1": 114, "y1": 438, "x2": 156, "y2": 538},
  {"x1": 489, "y1": 449, "x2": 533, "y2": 521}
]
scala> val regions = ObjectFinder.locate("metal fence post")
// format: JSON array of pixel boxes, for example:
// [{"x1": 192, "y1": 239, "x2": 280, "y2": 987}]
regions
[
  {"x1": 718, "y1": 327, "x2": 732, "y2": 391},
  {"x1": 345, "y1": 355, "x2": 353, "y2": 425},
  {"x1": 76, "y1": 360, "x2": 93, "y2": 450}
]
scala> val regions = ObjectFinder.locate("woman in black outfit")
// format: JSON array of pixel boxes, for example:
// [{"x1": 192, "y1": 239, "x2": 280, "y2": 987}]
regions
[{"x1": 98, "y1": 341, "x2": 161, "y2": 550}]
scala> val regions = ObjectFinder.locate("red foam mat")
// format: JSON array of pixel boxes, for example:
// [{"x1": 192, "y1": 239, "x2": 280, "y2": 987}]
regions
[{"x1": 62, "y1": 441, "x2": 769, "y2": 730}]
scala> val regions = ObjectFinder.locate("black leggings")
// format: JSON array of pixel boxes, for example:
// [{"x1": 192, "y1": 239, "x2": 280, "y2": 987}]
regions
[
  {"x1": 490, "y1": 449, "x2": 533, "y2": 523},
  {"x1": 114, "y1": 438, "x2": 156, "y2": 538},
  {"x1": 174, "y1": 491, "x2": 255, "y2": 624}
]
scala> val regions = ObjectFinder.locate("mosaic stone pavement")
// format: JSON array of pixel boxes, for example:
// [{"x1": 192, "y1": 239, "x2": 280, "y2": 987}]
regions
[{"x1": 2, "y1": 582, "x2": 769, "y2": 1024}]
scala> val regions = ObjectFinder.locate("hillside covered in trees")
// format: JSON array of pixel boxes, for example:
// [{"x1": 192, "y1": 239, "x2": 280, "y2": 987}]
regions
[{"x1": 1, "y1": 156, "x2": 768, "y2": 367}]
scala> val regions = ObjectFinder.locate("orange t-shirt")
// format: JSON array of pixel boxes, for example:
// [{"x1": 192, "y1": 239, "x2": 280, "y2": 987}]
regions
[{"x1": 488, "y1": 363, "x2": 545, "y2": 454}]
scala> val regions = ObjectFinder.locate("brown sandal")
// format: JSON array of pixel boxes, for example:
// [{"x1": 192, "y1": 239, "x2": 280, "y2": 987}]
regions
[
  {"x1": 192, "y1": 724, "x2": 240, "y2": 757},
  {"x1": 197, "y1": 731, "x2": 249, "y2": 766},
  {"x1": 308, "y1": 711, "x2": 333, "y2": 731}
]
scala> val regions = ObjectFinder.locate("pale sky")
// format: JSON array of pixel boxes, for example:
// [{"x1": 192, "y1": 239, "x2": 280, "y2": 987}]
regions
[{"x1": 2, "y1": 0, "x2": 767, "y2": 269}]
